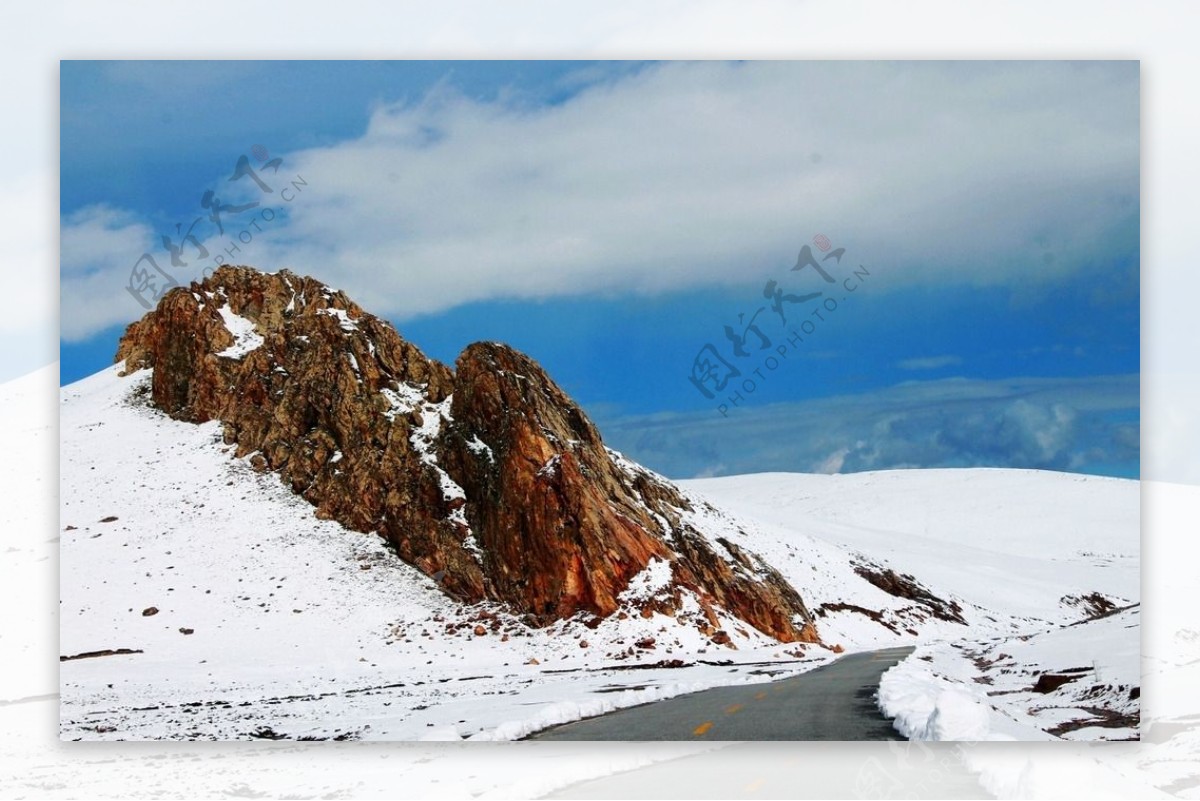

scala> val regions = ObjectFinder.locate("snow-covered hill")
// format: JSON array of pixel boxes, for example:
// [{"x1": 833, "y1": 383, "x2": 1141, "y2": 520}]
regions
[
  {"x1": 680, "y1": 470, "x2": 1138, "y2": 626},
  {"x1": 681, "y1": 471, "x2": 1139, "y2": 741},
  {"x1": 60, "y1": 365, "x2": 1139, "y2": 741},
  {"x1": 878, "y1": 605, "x2": 1140, "y2": 742},
  {"x1": 60, "y1": 366, "x2": 829, "y2": 742}
]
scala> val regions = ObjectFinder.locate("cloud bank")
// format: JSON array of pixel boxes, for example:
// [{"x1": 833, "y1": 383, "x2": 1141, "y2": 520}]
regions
[
  {"x1": 61, "y1": 60, "x2": 1138, "y2": 341},
  {"x1": 898, "y1": 355, "x2": 963, "y2": 371},
  {"x1": 598, "y1": 374, "x2": 1139, "y2": 479}
]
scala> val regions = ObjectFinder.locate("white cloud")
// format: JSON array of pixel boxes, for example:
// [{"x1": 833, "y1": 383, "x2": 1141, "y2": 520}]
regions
[
  {"x1": 690, "y1": 462, "x2": 727, "y2": 480},
  {"x1": 267, "y1": 61, "x2": 1137, "y2": 314},
  {"x1": 60, "y1": 61, "x2": 1138, "y2": 342},
  {"x1": 60, "y1": 205, "x2": 156, "y2": 280},
  {"x1": 897, "y1": 355, "x2": 962, "y2": 371},
  {"x1": 812, "y1": 446, "x2": 851, "y2": 474},
  {"x1": 59, "y1": 206, "x2": 159, "y2": 341},
  {"x1": 599, "y1": 374, "x2": 1139, "y2": 479}
]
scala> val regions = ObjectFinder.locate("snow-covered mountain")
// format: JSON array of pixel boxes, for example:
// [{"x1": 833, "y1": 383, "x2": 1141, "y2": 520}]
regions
[
  {"x1": 109, "y1": 266, "x2": 820, "y2": 645},
  {"x1": 58, "y1": 267, "x2": 1139, "y2": 742}
]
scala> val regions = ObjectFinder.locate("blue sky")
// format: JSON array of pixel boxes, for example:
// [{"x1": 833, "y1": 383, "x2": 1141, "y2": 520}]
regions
[{"x1": 60, "y1": 60, "x2": 1139, "y2": 479}]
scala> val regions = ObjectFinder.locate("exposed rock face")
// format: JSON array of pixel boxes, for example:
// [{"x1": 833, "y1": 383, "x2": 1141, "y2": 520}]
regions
[
  {"x1": 852, "y1": 562, "x2": 966, "y2": 625},
  {"x1": 117, "y1": 266, "x2": 818, "y2": 644}
]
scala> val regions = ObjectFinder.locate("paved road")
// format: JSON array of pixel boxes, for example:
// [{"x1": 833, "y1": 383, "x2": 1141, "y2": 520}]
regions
[{"x1": 531, "y1": 646, "x2": 915, "y2": 741}]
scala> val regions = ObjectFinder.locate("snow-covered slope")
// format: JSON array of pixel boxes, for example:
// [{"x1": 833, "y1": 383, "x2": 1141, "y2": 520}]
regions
[
  {"x1": 681, "y1": 471, "x2": 1139, "y2": 740},
  {"x1": 878, "y1": 606, "x2": 1140, "y2": 742},
  {"x1": 60, "y1": 366, "x2": 1139, "y2": 741},
  {"x1": 680, "y1": 470, "x2": 1138, "y2": 625},
  {"x1": 60, "y1": 367, "x2": 833, "y2": 741}
]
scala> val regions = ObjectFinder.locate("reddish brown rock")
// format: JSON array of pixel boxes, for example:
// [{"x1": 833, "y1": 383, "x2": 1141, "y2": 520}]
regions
[
  {"x1": 116, "y1": 265, "x2": 820, "y2": 644},
  {"x1": 852, "y1": 563, "x2": 965, "y2": 625},
  {"x1": 117, "y1": 267, "x2": 482, "y2": 600},
  {"x1": 441, "y1": 342, "x2": 673, "y2": 621}
]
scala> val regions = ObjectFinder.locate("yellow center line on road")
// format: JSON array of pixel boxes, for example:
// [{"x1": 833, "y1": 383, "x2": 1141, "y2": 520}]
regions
[
  {"x1": 745, "y1": 778, "x2": 765, "y2": 793},
  {"x1": 724, "y1": 703, "x2": 744, "y2": 715},
  {"x1": 693, "y1": 721, "x2": 714, "y2": 736},
  {"x1": 754, "y1": 691, "x2": 768, "y2": 700}
]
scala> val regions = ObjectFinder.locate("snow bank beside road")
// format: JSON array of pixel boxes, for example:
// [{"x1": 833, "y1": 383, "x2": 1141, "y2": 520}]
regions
[
  {"x1": 880, "y1": 608, "x2": 1139, "y2": 742},
  {"x1": 878, "y1": 655, "x2": 1045, "y2": 741}
]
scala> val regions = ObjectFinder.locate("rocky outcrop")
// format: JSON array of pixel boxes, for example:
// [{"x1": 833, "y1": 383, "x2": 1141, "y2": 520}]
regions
[
  {"x1": 852, "y1": 562, "x2": 966, "y2": 625},
  {"x1": 116, "y1": 266, "x2": 819, "y2": 644}
]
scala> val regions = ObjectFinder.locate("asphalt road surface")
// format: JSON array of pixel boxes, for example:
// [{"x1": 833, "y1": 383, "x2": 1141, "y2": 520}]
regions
[{"x1": 531, "y1": 646, "x2": 915, "y2": 742}]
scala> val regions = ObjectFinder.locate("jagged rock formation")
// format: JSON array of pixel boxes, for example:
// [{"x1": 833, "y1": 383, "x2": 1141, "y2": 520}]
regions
[
  {"x1": 852, "y1": 562, "x2": 966, "y2": 625},
  {"x1": 117, "y1": 266, "x2": 818, "y2": 645}
]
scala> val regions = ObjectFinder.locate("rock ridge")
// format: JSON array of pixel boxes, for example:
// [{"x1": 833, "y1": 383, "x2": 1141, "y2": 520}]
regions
[{"x1": 116, "y1": 265, "x2": 819, "y2": 645}]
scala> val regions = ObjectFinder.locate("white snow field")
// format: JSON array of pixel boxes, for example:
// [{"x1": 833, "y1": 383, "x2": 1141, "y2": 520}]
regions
[
  {"x1": 683, "y1": 471, "x2": 1139, "y2": 741},
  {"x1": 59, "y1": 366, "x2": 1139, "y2": 741},
  {"x1": 877, "y1": 606, "x2": 1139, "y2": 742}
]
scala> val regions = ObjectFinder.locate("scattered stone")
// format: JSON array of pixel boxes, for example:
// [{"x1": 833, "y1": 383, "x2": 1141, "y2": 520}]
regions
[
  {"x1": 1033, "y1": 672, "x2": 1084, "y2": 693},
  {"x1": 60, "y1": 648, "x2": 144, "y2": 662},
  {"x1": 249, "y1": 726, "x2": 286, "y2": 740},
  {"x1": 141, "y1": 607, "x2": 158, "y2": 617},
  {"x1": 1061, "y1": 592, "x2": 1125, "y2": 622}
]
